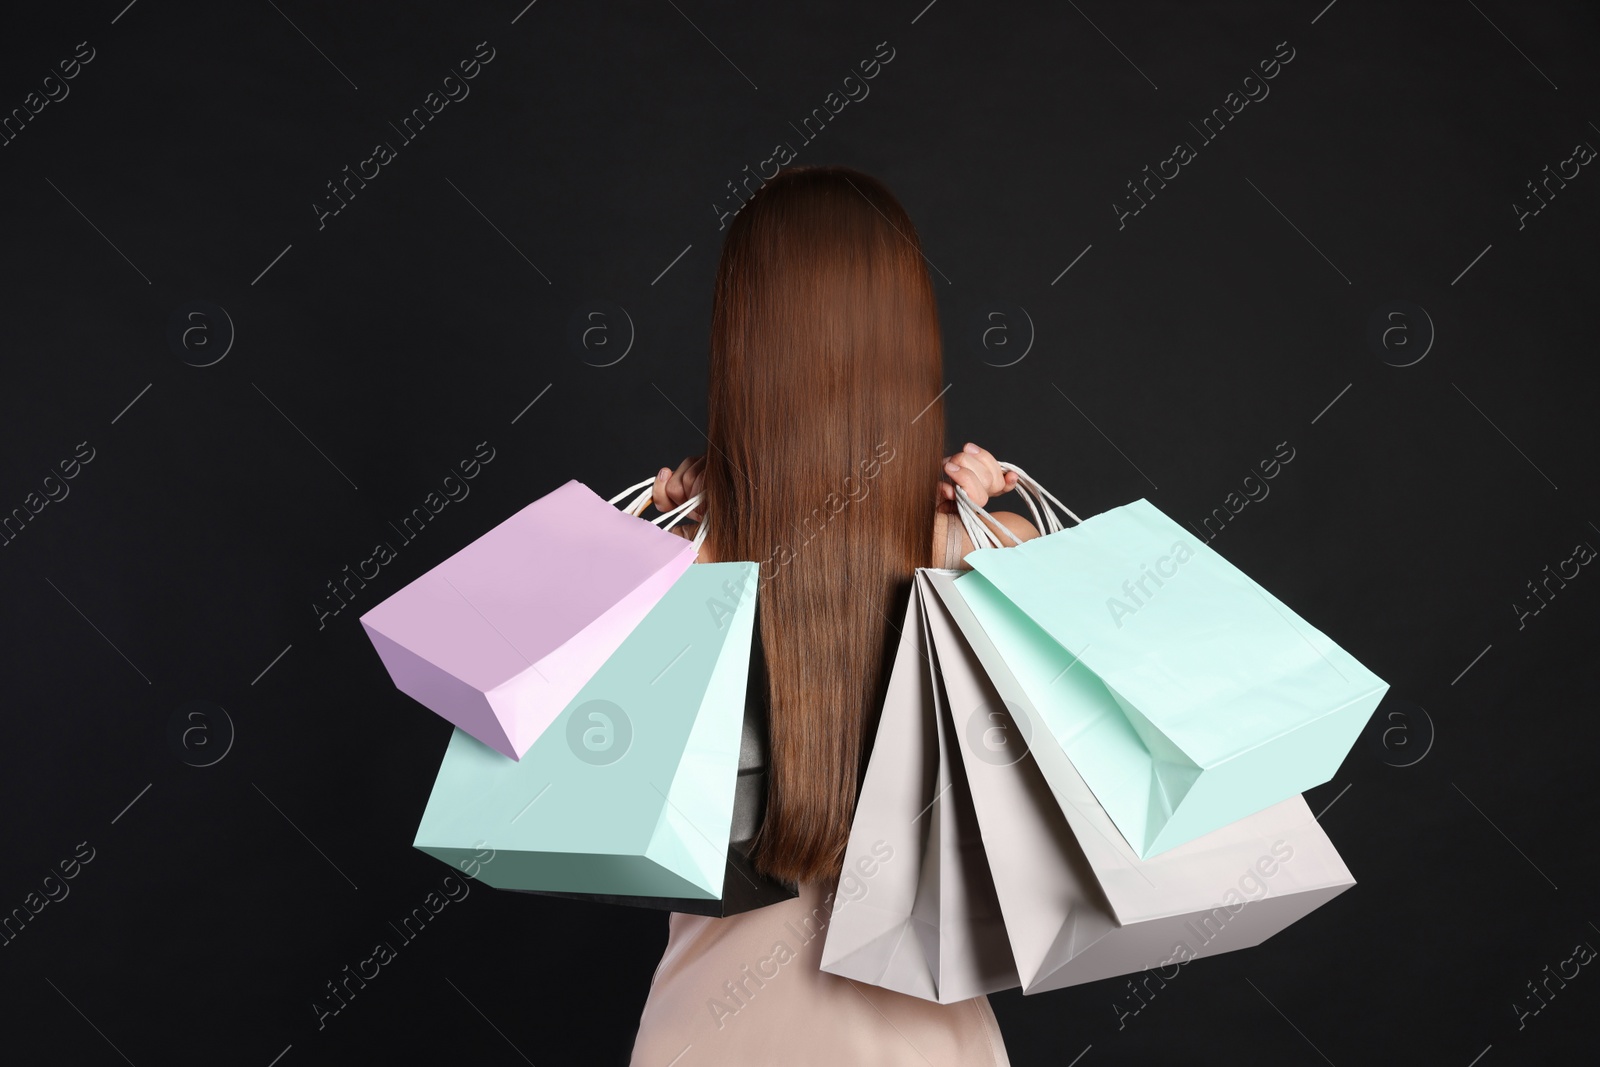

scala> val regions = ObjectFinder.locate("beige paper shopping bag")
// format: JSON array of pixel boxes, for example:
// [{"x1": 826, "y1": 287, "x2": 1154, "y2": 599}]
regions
[
  {"x1": 817, "y1": 579, "x2": 1018, "y2": 1004},
  {"x1": 924, "y1": 568, "x2": 1358, "y2": 994}
]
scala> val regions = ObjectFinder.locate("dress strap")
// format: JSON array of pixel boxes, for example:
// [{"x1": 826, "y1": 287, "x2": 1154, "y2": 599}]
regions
[{"x1": 942, "y1": 509, "x2": 965, "y2": 569}]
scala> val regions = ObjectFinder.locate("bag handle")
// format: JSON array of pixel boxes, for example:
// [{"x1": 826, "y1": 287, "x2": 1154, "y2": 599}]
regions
[
  {"x1": 954, "y1": 461, "x2": 1081, "y2": 551},
  {"x1": 607, "y1": 477, "x2": 711, "y2": 553}
]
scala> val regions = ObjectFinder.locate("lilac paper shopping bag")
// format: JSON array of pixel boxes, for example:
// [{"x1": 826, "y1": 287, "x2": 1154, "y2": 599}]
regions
[{"x1": 360, "y1": 477, "x2": 701, "y2": 759}]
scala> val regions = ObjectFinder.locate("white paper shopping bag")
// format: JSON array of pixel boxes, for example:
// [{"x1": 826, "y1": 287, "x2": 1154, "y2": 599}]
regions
[
  {"x1": 925, "y1": 568, "x2": 1358, "y2": 993},
  {"x1": 817, "y1": 581, "x2": 1018, "y2": 1003}
]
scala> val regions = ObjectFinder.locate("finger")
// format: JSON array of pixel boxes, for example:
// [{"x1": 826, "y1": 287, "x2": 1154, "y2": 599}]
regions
[
  {"x1": 963, "y1": 442, "x2": 999, "y2": 469},
  {"x1": 963, "y1": 444, "x2": 1006, "y2": 494},
  {"x1": 665, "y1": 463, "x2": 691, "y2": 509},
  {"x1": 651, "y1": 467, "x2": 673, "y2": 514},
  {"x1": 963, "y1": 443, "x2": 1009, "y2": 494},
  {"x1": 948, "y1": 452, "x2": 993, "y2": 493},
  {"x1": 943, "y1": 453, "x2": 979, "y2": 487},
  {"x1": 940, "y1": 454, "x2": 979, "y2": 505},
  {"x1": 944, "y1": 452, "x2": 973, "y2": 477},
  {"x1": 945, "y1": 459, "x2": 987, "y2": 508}
]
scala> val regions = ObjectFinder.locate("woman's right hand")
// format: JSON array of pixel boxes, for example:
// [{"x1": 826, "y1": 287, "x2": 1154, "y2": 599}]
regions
[
  {"x1": 652, "y1": 455, "x2": 706, "y2": 520},
  {"x1": 939, "y1": 442, "x2": 1017, "y2": 508}
]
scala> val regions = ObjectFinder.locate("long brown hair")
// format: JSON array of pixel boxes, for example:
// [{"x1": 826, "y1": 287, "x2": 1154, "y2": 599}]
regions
[{"x1": 701, "y1": 165, "x2": 944, "y2": 885}]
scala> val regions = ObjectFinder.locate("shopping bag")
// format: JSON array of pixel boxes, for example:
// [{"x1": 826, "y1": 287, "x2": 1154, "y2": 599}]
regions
[
  {"x1": 412, "y1": 560, "x2": 760, "y2": 905},
  {"x1": 923, "y1": 568, "x2": 1357, "y2": 993},
  {"x1": 822, "y1": 570, "x2": 1353, "y2": 1001},
  {"x1": 955, "y1": 464, "x2": 1388, "y2": 857},
  {"x1": 361, "y1": 477, "x2": 704, "y2": 759},
  {"x1": 917, "y1": 569, "x2": 1120, "y2": 991},
  {"x1": 818, "y1": 578, "x2": 1019, "y2": 1004},
  {"x1": 508, "y1": 635, "x2": 797, "y2": 914}
]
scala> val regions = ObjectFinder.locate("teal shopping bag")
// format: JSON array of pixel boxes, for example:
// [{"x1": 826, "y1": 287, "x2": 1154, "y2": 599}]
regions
[
  {"x1": 956, "y1": 482, "x2": 1386, "y2": 859},
  {"x1": 413, "y1": 561, "x2": 758, "y2": 900}
]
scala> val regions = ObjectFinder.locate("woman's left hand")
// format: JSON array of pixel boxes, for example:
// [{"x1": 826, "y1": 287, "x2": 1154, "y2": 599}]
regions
[{"x1": 940, "y1": 442, "x2": 1017, "y2": 507}]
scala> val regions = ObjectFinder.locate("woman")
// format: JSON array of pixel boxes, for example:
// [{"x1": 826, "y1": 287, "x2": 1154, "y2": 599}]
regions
[{"x1": 629, "y1": 165, "x2": 1039, "y2": 1066}]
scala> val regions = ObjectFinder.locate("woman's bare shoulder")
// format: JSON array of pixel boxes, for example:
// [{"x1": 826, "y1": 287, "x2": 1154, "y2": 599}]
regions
[{"x1": 931, "y1": 507, "x2": 1040, "y2": 569}]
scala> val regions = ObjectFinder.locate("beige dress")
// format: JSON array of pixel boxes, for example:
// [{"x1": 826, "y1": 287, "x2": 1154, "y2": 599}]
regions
[
  {"x1": 627, "y1": 877, "x2": 1011, "y2": 1066},
  {"x1": 629, "y1": 514, "x2": 1010, "y2": 1066}
]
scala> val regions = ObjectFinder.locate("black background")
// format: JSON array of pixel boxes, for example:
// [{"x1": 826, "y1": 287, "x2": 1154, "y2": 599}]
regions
[{"x1": 1, "y1": 1, "x2": 1596, "y2": 1064}]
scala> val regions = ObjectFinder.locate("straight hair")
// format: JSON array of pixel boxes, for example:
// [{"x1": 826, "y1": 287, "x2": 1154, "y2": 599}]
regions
[{"x1": 702, "y1": 165, "x2": 944, "y2": 885}]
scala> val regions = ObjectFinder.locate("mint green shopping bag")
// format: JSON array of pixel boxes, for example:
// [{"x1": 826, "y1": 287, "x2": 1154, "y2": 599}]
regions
[
  {"x1": 413, "y1": 560, "x2": 758, "y2": 901},
  {"x1": 953, "y1": 466, "x2": 1387, "y2": 859}
]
